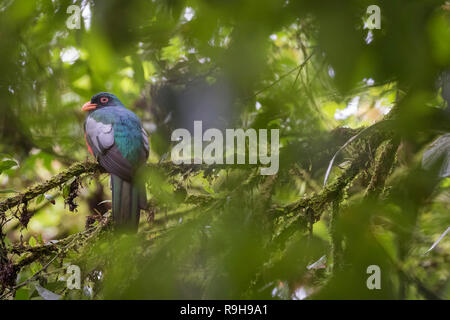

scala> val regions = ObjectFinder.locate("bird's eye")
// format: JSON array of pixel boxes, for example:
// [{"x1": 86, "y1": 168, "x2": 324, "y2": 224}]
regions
[{"x1": 100, "y1": 96, "x2": 109, "y2": 104}]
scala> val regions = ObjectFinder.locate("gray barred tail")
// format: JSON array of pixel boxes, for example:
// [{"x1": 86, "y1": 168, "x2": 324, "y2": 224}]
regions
[{"x1": 111, "y1": 174, "x2": 144, "y2": 231}]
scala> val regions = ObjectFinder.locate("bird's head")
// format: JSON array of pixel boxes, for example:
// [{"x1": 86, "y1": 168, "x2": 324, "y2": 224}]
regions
[{"x1": 82, "y1": 92, "x2": 124, "y2": 112}]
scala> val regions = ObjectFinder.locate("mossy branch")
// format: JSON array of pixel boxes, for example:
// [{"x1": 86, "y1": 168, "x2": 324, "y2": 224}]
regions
[
  {"x1": 0, "y1": 160, "x2": 242, "y2": 217},
  {"x1": 0, "y1": 162, "x2": 101, "y2": 215},
  {"x1": 365, "y1": 137, "x2": 400, "y2": 199}
]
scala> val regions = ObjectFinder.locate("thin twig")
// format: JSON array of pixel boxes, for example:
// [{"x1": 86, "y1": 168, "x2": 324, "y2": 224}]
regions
[{"x1": 250, "y1": 52, "x2": 315, "y2": 99}]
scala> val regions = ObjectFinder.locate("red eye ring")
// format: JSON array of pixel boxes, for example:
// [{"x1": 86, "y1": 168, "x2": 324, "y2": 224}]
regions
[{"x1": 100, "y1": 96, "x2": 109, "y2": 104}]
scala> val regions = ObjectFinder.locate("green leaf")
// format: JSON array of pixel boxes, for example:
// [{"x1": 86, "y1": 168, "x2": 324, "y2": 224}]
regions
[
  {"x1": 0, "y1": 159, "x2": 18, "y2": 174},
  {"x1": 63, "y1": 183, "x2": 70, "y2": 199},
  {"x1": 35, "y1": 194, "x2": 45, "y2": 205},
  {"x1": 29, "y1": 236, "x2": 37, "y2": 247},
  {"x1": 14, "y1": 288, "x2": 30, "y2": 300},
  {"x1": 29, "y1": 262, "x2": 42, "y2": 274}
]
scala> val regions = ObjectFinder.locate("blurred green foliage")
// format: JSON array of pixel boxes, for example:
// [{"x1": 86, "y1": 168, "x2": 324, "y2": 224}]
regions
[{"x1": 0, "y1": 0, "x2": 449, "y2": 300}]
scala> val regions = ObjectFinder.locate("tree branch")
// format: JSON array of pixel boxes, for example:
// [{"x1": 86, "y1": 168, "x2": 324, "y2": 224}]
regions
[{"x1": 0, "y1": 162, "x2": 101, "y2": 215}]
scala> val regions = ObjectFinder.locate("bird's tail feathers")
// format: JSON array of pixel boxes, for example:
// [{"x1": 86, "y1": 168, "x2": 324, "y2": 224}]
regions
[{"x1": 111, "y1": 174, "x2": 145, "y2": 231}]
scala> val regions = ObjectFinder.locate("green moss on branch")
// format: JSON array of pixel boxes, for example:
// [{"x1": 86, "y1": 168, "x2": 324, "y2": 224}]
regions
[{"x1": 0, "y1": 162, "x2": 102, "y2": 215}]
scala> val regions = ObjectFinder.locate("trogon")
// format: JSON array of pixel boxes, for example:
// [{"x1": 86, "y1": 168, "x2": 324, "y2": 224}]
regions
[{"x1": 82, "y1": 92, "x2": 149, "y2": 231}]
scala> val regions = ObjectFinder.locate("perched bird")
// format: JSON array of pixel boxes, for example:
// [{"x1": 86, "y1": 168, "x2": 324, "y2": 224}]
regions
[{"x1": 82, "y1": 92, "x2": 149, "y2": 231}]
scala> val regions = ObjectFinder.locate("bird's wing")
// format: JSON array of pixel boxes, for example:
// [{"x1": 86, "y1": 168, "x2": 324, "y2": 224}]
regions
[
  {"x1": 84, "y1": 116, "x2": 134, "y2": 181},
  {"x1": 84, "y1": 117, "x2": 114, "y2": 156}
]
